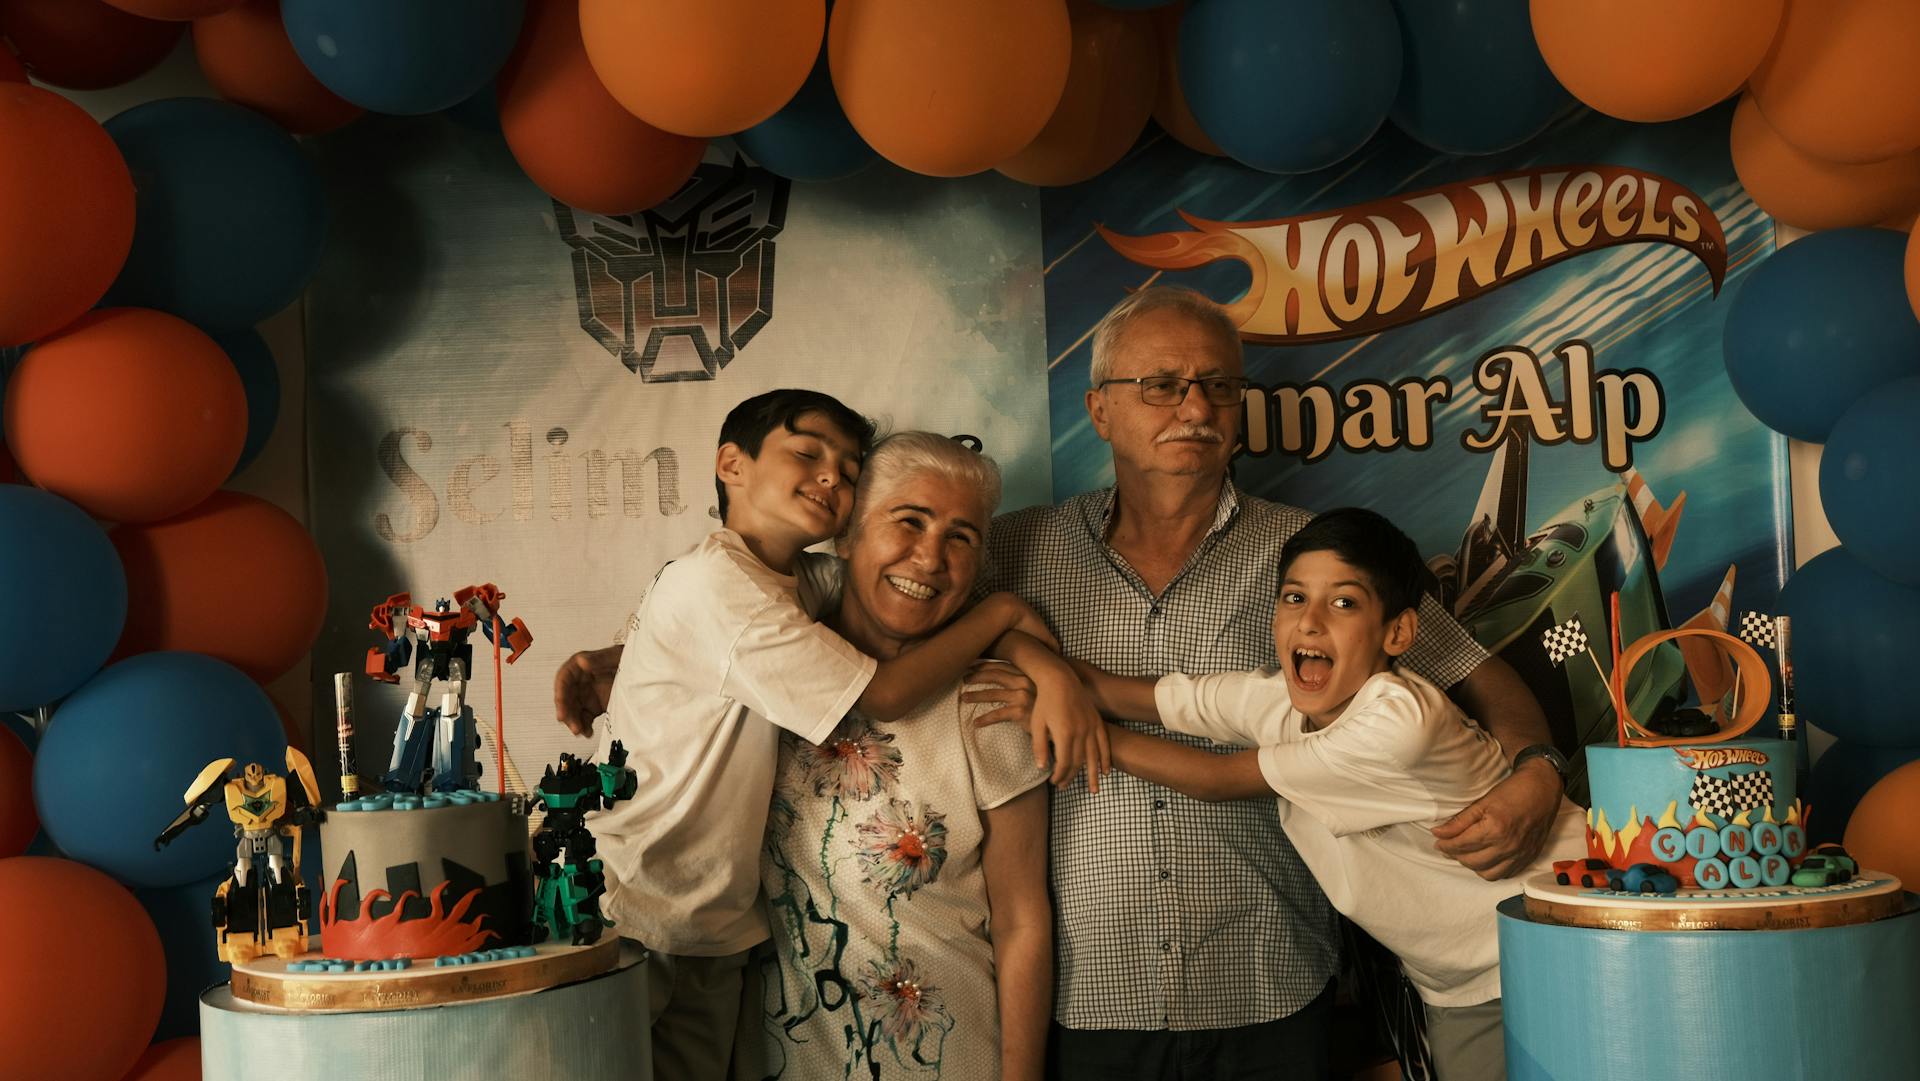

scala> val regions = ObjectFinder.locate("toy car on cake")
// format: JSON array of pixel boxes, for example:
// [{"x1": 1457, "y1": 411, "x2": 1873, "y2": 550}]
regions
[
  {"x1": 1791, "y1": 844, "x2": 1858, "y2": 887},
  {"x1": 1606, "y1": 863, "x2": 1680, "y2": 894},
  {"x1": 1554, "y1": 857, "x2": 1614, "y2": 888}
]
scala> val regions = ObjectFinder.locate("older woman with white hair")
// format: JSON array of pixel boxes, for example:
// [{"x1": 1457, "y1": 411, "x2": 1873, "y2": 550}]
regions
[{"x1": 759, "y1": 431, "x2": 1055, "y2": 1081}]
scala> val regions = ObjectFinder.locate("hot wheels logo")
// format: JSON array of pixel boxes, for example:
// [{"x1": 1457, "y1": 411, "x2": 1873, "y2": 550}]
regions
[{"x1": 1099, "y1": 166, "x2": 1726, "y2": 344}]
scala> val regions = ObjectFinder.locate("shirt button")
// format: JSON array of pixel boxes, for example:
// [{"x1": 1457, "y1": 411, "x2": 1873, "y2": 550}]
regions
[
  {"x1": 1158, "y1": 870, "x2": 1171, "y2": 881},
  {"x1": 1153, "y1": 799, "x2": 1166, "y2": 810},
  {"x1": 1160, "y1": 941, "x2": 1172, "y2": 953}
]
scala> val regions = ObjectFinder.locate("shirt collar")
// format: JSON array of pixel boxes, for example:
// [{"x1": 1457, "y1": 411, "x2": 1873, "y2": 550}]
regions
[{"x1": 1085, "y1": 476, "x2": 1242, "y2": 543}]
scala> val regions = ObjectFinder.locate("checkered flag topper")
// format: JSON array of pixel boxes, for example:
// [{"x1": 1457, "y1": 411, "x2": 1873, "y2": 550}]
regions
[
  {"x1": 1542, "y1": 615, "x2": 1589, "y2": 666},
  {"x1": 1739, "y1": 611, "x2": 1777, "y2": 650},
  {"x1": 1689, "y1": 768, "x2": 1776, "y2": 821}
]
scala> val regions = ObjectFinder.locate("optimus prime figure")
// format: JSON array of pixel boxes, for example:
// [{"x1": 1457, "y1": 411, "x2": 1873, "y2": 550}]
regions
[
  {"x1": 154, "y1": 748, "x2": 324, "y2": 963},
  {"x1": 526, "y1": 741, "x2": 636, "y2": 945},
  {"x1": 366, "y1": 583, "x2": 531, "y2": 793}
]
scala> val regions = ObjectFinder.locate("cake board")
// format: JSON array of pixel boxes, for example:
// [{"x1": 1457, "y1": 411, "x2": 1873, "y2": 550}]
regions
[
  {"x1": 1522, "y1": 871, "x2": 1906, "y2": 931},
  {"x1": 201, "y1": 940, "x2": 649, "y2": 1081},
  {"x1": 229, "y1": 934, "x2": 618, "y2": 1011},
  {"x1": 1497, "y1": 893, "x2": 1920, "y2": 1081}
]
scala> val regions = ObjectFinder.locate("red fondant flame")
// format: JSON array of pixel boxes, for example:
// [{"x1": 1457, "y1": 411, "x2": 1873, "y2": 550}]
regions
[
  {"x1": 319, "y1": 878, "x2": 497, "y2": 960},
  {"x1": 1588, "y1": 815, "x2": 1705, "y2": 887}
]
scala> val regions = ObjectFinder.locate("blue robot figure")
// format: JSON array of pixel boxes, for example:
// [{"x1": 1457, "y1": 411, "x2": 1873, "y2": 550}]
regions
[{"x1": 365, "y1": 583, "x2": 531, "y2": 793}]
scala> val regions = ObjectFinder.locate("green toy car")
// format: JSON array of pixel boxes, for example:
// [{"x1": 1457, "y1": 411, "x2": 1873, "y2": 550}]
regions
[{"x1": 1791, "y1": 844, "x2": 1858, "y2": 887}]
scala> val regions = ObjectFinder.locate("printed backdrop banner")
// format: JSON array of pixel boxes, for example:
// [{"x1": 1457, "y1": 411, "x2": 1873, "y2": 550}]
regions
[
  {"x1": 306, "y1": 117, "x2": 1050, "y2": 792},
  {"x1": 1041, "y1": 105, "x2": 1789, "y2": 796}
]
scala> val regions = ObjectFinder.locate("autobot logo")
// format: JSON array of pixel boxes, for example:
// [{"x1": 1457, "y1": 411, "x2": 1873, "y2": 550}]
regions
[{"x1": 556, "y1": 158, "x2": 791, "y2": 382}]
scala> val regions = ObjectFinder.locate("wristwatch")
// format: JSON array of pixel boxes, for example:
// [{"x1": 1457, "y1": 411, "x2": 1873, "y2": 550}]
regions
[{"x1": 1512, "y1": 743, "x2": 1570, "y2": 787}]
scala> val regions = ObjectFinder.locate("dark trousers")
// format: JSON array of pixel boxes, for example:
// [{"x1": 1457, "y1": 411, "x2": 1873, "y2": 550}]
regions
[{"x1": 1046, "y1": 982, "x2": 1335, "y2": 1081}]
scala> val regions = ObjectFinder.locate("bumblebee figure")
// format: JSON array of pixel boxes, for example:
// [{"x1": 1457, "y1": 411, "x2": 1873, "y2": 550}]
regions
[
  {"x1": 526, "y1": 741, "x2": 636, "y2": 945},
  {"x1": 155, "y1": 747, "x2": 325, "y2": 963}
]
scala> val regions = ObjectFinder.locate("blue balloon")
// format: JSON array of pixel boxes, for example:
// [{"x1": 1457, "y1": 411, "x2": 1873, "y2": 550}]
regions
[
  {"x1": 1180, "y1": 0, "x2": 1402, "y2": 174},
  {"x1": 734, "y1": 47, "x2": 876, "y2": 182},
  {"x1": 1723, "y1": 228, "x2": 1920, "y2": 443},
  {"x1": 101, "y1": 98, "x2": 327, "y2": 329},
  {"x1": 1806, "y1": 741, "x2": 1920, "y2": 845},
  {"x1": 1821, "y1": 376, "x2": 1920, "y2": 586},
  {"x1": 1779, "y1": 548, "x2": 1920, "y2": 749},
  {"x1": 208, "y1": 327, "x2": 280, "y2": 478},
  {"x1": 1387, "y1": 0, "x2": 1571, "y2": 155},
  {"x1": 0, "y1": 486, "x2": 127, "y2": 712},
  {"x1": 135, "y1": 873, "x2": 231, "y2": 1039},
  {"x1": 282, "y1": 0, "x2": 526, "y2": 117},
  {"x1": 34, "y1": 652, "x2": 285, "y2": 888}
]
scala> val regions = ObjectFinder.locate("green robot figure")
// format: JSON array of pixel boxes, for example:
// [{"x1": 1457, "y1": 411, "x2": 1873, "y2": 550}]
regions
[{"x1": 527, "y1": 740, "x2": 636, "y2": 946}]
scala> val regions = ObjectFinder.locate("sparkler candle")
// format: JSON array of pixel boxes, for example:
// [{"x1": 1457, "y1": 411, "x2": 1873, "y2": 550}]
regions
[
  {"x1": 334, "y1": 671, "x2": 360, "y2": 798},
  {"x1": 1774, "y1": 616, "x2": 1796, "y2": 743}
]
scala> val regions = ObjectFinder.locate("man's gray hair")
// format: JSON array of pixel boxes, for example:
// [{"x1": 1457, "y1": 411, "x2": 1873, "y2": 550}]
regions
[
  {"x1": 1087, "y1": 285, "x2": 1243, "y2": 388},
  {"x1": 848, "y1": 431, "x2": 1002, "y2": 545}
]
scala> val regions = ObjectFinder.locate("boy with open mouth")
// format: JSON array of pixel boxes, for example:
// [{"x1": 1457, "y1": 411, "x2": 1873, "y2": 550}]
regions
[{"x1": 1072, "y1": 507, "x2": 1585, "y2": 1081}]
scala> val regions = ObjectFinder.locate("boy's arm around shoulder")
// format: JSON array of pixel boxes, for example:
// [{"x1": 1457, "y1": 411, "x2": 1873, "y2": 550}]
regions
[
  {"x1": 1105, "y1": 725, "x2": 1271, "y2": 803},
  {"x1": 1078, "y1": 664, "x2": 1280, "y2": 800},
  {"x1": 855, "y1": 592, "x2": 1040, "y2": 722}
]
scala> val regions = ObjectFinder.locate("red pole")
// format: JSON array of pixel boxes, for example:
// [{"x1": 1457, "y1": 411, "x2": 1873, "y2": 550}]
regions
[
  {"x1": 1609, "y1": 591, "x2": 1626, "y2": 747},
  {"x1": 493, "y1": 614, "x2": 505, "y2": 795}
]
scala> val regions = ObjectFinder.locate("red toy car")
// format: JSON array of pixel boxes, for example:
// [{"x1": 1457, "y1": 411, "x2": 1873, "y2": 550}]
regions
[{"x1": 1554, "y1": 857, "x2": 1614, "y2": 888}]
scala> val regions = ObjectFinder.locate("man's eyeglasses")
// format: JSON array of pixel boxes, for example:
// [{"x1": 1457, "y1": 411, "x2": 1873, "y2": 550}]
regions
[{"x1": 1096, "y1": 376, "x2": 1249, "y2": 406}]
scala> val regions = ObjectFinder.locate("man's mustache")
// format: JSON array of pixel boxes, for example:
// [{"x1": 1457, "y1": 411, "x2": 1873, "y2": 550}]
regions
[{"x1": 1155, "y1": 424, "x2": 1225, "y2": 444}]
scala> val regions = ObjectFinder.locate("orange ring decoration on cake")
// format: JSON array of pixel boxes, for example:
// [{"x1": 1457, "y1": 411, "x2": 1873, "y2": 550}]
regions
[{"x1": 1610, "y1": 628, "x2": 1770, "y2": 746}]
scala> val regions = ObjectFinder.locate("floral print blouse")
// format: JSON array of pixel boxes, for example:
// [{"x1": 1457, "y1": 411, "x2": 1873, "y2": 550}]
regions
[{"x1": 759, "y1": 682, "x2": 1048, "y2": 1079}]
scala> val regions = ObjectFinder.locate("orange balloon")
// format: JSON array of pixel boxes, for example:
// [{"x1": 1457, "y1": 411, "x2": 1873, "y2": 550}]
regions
[
  {"x1": 1906, "y1": 218, "x2": 1920, "y2": 323},
  {"x1": 191, "y1": 0, "x2": 363, "y2": 134},
  {"x1": 122, "y1": 1039, "x2": 200, "y2": 1081},
  {"x1": 0, "y1": 84, "x2": 136, "y2": 346},
  {"x1": 997, "y1": 1, "x2": 1157, "y2": 187},
  {"x1": 0, "y1": 45, "x2": 24, "y2": 83},
  {"x1": 105, "y1": 0, "x2": 240, "y2": 18},
  {"x1": 1530, "y1": 0, "x2": 1783, "y2": 123},
  {"x1": 1843, "y1": 759, "x2": 1920, "y2": 888},
  {"x1": 0, "y1": 725, "x2": 34, "y2": 858},
  {"x1": 110, "y1": 491, "x2": 326, "y2": 683},
  {"x1": 580, "y1": 0, "x2": 823, "y2": 137},
  {"x1": 0, "y1": 0, "x2": 183, "y2": 90},
  {"x1": 1148, "y1": 2, "x2": 1221, "y2": 157},
  {"x1": 497, "y1": 0, "x2": 706, "y2": 214},
  {"x1": 4, "y1": 309, "x2": 246, "y2": 523},
  {"x1": 830, "y1": 0, "x2": 1073, "y2": 177},
  {"x1": 0, "y1": 857, "x2": 164, "y2": 1081},
  {"x1": 1730, "y1": 93, "x2": 1920, "y2": 231},
  {"x1": 1749, "y1": 0, "x2": 1920, "y2": 164}
]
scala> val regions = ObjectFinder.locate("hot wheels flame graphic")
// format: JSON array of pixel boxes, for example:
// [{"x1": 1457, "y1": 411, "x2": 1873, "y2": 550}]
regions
[{"x1": 1099, "y1": 166, "x2": 1726, "y2": 344}]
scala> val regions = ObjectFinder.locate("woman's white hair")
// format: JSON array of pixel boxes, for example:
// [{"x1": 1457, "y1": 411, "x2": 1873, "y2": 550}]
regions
[
  {"x1": 847, "y1": 431, "x2": 1002, "y2": 546},
  {"x1": 1088, "y1": 285, "x2": 1242, "y2": 388}
]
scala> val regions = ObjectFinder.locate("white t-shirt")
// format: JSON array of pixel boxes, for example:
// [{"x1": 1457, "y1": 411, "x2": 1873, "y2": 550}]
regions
[
  {"x1": 592, "y1": 530, "x2": 877, "y2": 957},
  {"x1": 1154, "y1": 667, "x2": 1586, "y2": 1006}
]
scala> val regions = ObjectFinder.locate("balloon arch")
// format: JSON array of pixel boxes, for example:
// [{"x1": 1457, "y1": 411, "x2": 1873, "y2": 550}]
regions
[{"x1": 3, "y1": 1, "x2": 1920, "y2": 1078}]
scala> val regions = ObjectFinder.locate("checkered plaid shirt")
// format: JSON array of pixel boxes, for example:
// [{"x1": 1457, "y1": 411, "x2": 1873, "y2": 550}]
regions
[{"x1": 981, "y1": 482, "x2": 1488, "y2": 1031}]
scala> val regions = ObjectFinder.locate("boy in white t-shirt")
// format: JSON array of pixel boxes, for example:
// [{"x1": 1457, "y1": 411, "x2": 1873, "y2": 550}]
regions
[
  {"x1": 590, "y1": 390, "x2": 1089, "y2": 1081},
  {"x1": 1074, "y1": 507, "x2": 1585, "y2": 1081}
]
